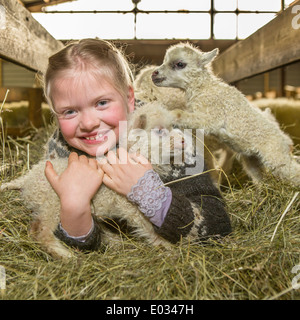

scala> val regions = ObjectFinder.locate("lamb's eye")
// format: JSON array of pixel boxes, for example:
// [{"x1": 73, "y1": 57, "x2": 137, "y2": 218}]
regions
[
  {"x1": 153, "y1": 127, "x2": 168, "y2": 136},
  {"x1": 175, "y1": 61, "x2": 186, "y2": 69}
]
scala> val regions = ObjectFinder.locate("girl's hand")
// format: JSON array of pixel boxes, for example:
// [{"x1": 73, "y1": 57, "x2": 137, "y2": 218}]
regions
[
  {"x1": 100, "y1": 148, "x2": 153, "y2": 196},
  {"x1": 44, "y1": 152, "x2": 104, "y2": 236}
]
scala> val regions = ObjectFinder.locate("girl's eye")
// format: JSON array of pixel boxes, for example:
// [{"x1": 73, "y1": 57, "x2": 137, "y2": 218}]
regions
[
  {"x1": 96, "y1": 100, "x2": 109, "y2": 108},
  {"x1": 60, "y1": 109, "x2": 77, "y2": 119}
]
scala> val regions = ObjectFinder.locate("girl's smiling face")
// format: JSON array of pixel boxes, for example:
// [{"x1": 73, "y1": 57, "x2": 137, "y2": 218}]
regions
[{"x1": 51, "y1": 70, "x2": 135, "y2": 157}]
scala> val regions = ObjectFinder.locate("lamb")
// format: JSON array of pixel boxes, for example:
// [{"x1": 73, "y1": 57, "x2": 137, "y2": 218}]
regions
[
  {"x1": 134, "y1": 64, "x2": 236, "y2": 185},
  {"x1": 1, "y1": 102, "x2": 213, "y2": 259},
  {"x1": 134, "y1": 65, "x2": 186, "y2": 110},
  {"x1": 152, "y1": 43, "x2": 300, "y2": 187}
]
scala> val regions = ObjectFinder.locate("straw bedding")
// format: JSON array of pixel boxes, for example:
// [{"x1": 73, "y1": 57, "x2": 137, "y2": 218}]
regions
[{"x1": 0, "y1": 124, "x2": 299, "y2": 300}]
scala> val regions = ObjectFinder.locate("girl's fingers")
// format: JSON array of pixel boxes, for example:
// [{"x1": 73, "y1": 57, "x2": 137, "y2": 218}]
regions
[
  {"x1": 106, "y1": 150, "x2": 119, "y2": 165},
  {"x1": 44, "y1": 161, "x2": 59, "y2": 189},
  {"x1": 100, "y1": 161, "x2": 114, "y2": 178},
  {"x1": 88, "y1": 158, "x2": 98, "y2": 170},
  {"x1": 97, "y1": 166, "x2": 105, "y2": 180},
  {"x1": 116, "y1": 148, "x2": 149, "y2": 165},
  {"x1": 97, "y1": 157, "x2": 108, "y2": 167},
  {"x1": 79, "y1": 155, "x2": 89, "y2": 164},
  {"x1": 102, "y1": 173, "x2": 114, "y2": 188},
  {"x1": 68, "y1": 152, "x2": 78, "y2": 164},
  {"x1": 129, "y1": 152, "x2": 150, "y2": 165},
  {"x1": 116, "y1": 147, "x2": 129, "y2": 164}
]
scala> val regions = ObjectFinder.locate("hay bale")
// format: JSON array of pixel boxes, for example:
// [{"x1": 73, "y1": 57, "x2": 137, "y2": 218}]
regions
[{"x1": 251, "y1": 98, "x2": 300, "y2": 145}]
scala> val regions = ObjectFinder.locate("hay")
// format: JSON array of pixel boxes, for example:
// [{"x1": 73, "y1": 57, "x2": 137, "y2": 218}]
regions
[{"x1": 0, "y1": 127, "x2": 300, "y2": 300}]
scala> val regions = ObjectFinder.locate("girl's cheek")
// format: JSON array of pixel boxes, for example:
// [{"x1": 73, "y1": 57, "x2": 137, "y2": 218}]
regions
[
  {"x1": 105, "y1": 106, "x2": 128, "y2": 127},
  {"x1": 58, "y1": 119, "x2": 77, "y2": 139}
]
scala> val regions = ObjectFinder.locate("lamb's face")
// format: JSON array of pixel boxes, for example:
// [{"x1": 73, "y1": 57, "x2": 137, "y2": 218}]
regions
[
  {"x1": 125, "y1": 103, "x2": 185, "y2": 165},
  {"x1": 152, "y1": 44, "x2": 219, "y2": 90},
  {"x1": 152, "y1": 46, "x2": 195, "y2": 90}
]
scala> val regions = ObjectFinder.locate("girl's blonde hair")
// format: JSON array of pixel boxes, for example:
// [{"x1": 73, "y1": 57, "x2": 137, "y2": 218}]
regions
[{"x1": 44, "y1": 39, "x2": 134, "y2": 112}]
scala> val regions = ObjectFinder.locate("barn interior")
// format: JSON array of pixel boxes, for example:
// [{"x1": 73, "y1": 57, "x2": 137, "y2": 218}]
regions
[{"x1": 0, "y1": 0, "x2": 300, "y2": 301}]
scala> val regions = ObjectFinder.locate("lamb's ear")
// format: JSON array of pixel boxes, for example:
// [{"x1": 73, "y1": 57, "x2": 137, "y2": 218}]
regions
[
  {"x1": 133, "y1": 114, "x2": 147, "y2": 129},
  {"x1": 200, "y1": 48, "x2": 219, "y2": 66}
]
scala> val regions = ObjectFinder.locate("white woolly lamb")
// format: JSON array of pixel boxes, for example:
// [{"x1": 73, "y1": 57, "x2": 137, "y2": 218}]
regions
[
  {"x1": 134, "y1": 64, "x2": 236, "y2": 185},
  {"x1": 134, "y1": 65, "x2": 186, "y2": 110},
  {"x1": 0, "y1": 102, "x2": 191, "y2": 259},
  {"x1": 152, "y1": 43, "x2": 300, "y2": 187}
]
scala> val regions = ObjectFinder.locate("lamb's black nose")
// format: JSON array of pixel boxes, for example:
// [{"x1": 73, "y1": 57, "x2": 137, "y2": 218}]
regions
[
  {"x1": 151, "y1": 70, "x2": 159, "y2": 81},
  {"x1": 152, "y1": 70, "x2": 159, "y2": 77}
]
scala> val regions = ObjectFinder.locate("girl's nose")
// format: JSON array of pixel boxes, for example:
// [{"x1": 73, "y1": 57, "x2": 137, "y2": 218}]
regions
[{"x1": 79, "y1": 110, "x2": 101, "y2": 131}]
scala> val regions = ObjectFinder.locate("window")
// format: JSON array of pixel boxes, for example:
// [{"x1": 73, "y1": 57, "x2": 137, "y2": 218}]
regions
[
  {"x1": 238, "y1": 13, "x2": 276, "y2": 39},
  {"x1": 214, "y1": 13, "x2": 237, "y2": 39},
  {"x1": 43, "y1": 0, "x2": 134, "y2": 11},
  {"x1": 33, "y1": 13, "x2": 135, "y2": 39},
  {"x1": 136, "y1": 13, "x2": 210, "y2": 39},
  {"x1": 214, "y1": 0, "x2": 237, "y2": 11},
  {"x1": 32, "y1": 0, "x2": 291, "y2": 40},
  {"x1": 238, "y1": 0, "x2": 281, "y2": 12},
  {"x1": 138, "y1": 0, "x2": 211, "y2": 11}
]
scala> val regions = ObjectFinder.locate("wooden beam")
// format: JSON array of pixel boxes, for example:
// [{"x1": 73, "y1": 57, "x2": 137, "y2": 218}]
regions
[
  {"x1": 119, "y1": 39, "x2": 237, "y2": 66},
  {"x1": 23, "y1": 0, "x2": 74, "y2": 13},
  {"x1": 0, "y1": 87, "x2": 29, "y2": 102},
  {"x1": 213, "y1": 1, "x2": 300, "y2": 83},
  {"x1": 0, "y1": 0, "x2": 64, "y2": 73}
]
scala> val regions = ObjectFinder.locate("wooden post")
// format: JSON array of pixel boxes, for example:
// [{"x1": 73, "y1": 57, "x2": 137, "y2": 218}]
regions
[
  {"x1": 0, "y1": 58, "x2": 2, "y2": 87},
  {"x1": 28, "y1": 88, "x2": 43, "y2": 128},
  {"x1": 264, "y1": 73, "x2": 270, "y2": 96},
  {"x1": 279, "y1": 67, "x2": 286, "y2": 97}
]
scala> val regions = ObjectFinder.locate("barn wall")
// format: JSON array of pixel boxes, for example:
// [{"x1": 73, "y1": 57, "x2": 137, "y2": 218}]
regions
[
  {"x1": 0, "y1": 45, "x2": 299, "y2": 95},
  {"x1": 286, "y1": 62, "x2": 300, "y2": 87},
  {"x1": 1, "y1": 59, "x2": 36, "y2": 87},
  {"x1": 237, "y1": 61, "x2": 300, "y2": 96}
]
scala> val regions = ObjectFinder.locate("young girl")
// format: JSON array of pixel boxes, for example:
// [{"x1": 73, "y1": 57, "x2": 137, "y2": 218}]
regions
[{"x1": 43, "y1": 38, "x2": 231, "y2": 251}]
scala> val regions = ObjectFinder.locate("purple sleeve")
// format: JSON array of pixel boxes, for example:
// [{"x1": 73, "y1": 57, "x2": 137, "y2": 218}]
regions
[{"x1": 127, "y1": 170, "x2": 172, "y2": 227}]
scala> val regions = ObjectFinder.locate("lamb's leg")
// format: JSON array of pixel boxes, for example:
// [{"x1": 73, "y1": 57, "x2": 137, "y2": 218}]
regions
[
  {"x1": 30, "y1": 215, "x2": 74, "y2": 259},
  {"x1": 239, "y1": 154, "x2": 266, "y2": 183},
  {"x1": 0, "y1": 175, "x2": 26, "y2": 191},
  {"x1": 270, "y1": 154, "x2": 300, "y2": 187},
  {"x1": 102, "y1": 199, "x2": 171, "y2": 248},
  {"x1": 242, "y1": 149, "x2": 300, "y2": 187},
  {"x1": 170, "y1": 109, "x2": 208, "y2": 129},
  {"x1": 125, "y1": 209, "x2": 171, "y2": 248}
]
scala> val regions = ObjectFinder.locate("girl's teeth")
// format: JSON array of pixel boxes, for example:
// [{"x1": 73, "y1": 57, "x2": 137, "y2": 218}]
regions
[{"x1": 85, "y1": 133, "x2": 104, "y2": 140}]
